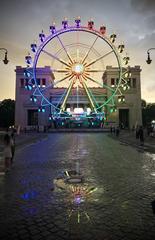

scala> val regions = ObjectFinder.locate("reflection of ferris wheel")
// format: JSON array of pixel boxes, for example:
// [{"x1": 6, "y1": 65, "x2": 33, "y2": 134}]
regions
[{"x1": 25, "y1": 17, "x2": 131, "y2": 116}]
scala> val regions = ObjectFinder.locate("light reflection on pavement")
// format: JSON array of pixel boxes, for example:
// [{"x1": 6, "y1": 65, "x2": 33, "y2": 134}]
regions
[{"x1": 1, "y1": 133, "x2": 155, "y2": 239}]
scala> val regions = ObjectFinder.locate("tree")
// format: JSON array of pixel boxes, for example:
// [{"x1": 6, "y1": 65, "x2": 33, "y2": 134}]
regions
[
  {"x1": 142, "y1": 101, "x2": 155, "y2": 126},
  {"x1": 0, "y1": 99, "x2": 15, "y2": 128},
  {"x1": 141, "y1": 99, "x2": 147, "y2": 109}
]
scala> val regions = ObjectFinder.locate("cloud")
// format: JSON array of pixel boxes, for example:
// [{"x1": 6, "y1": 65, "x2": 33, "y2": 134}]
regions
[
  {"x1": 145, "y1": 15, "x2": 155, "y2": 31},
  {"x1": 130, "y1": 0, "x2": 155, "y2": 13}
]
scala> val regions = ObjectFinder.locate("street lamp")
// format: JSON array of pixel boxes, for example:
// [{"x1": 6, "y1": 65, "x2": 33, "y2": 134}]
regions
[
  {"x1": 146, "y1": 48, "x2": 155, "y2": 64},
  {"x1": 0, "y1": 48, "x2": 9, "y2": 64}
]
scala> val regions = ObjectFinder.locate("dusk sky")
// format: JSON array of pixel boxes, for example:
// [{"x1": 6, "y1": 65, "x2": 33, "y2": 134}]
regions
[{"x1": 0, "y1": 0, "x2": 155, "y2": 102}]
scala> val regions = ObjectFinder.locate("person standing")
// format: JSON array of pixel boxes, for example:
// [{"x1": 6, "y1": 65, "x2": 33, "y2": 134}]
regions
[
  {"x1": 3, "y1": 134, "x2": 12, "y2": 172},
  {"x1": 136, "y1": 125, "x2": 139, "y2": 139},
  {"x1": 116, "y1": 126, "x2": 120, "y2": 137}
]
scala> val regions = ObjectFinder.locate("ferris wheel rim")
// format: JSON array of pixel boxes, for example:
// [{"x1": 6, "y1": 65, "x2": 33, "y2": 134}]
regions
[{"x1": 32, "y1": 26, "x2": 123, "y2": 111}]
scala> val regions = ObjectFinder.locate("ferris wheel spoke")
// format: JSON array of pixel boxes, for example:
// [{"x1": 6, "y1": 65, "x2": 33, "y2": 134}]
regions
[
  {"x1": 85, "y1": 85, "x2": 100, "y2": 108},
  {"x1": 85, "y1": 50, "x2": 114, "y2": 67},
  {"x1": 115, "y1": 88, "x2": 123, "y2": 96},
  {"x1": 52, "y1": 69, "x2": 70, "y2": 73},
  {"x1": 85, "y1": 69, "x2": 105, "y2": 73},
  {"x1": 80, "y1": 77, "x2": 97, "y2": 113},
  {"x1": 102, "y1": 82, "x2": 115, "y2": 92},
  {"x1": 53, "y1": 73, "x2": 73, "y2": 86},
  {"x1": 82, "y1": 37, "x2": 98, "y2": 64},
  {"x1": 40, "y1": 83, "x2": 53, "y2": 92},
  {"x1": 42, "y1": 49, "x2": 70, "y2": 67},
  {"x1": 56, "y1": 35, "x2": 73, "y2": 64},
  {"x1": 121, "y1": 77, "x2": 127, "y2": 84},
  {"x1": 60, "y1": 78, "x2": 75, "y2": 112},
  {"x1": 83, "y1": 75, "x2": 103, "y2": 87},
  {"x1": 85, "y1": 75, "x2": 115, "y2": 92}
]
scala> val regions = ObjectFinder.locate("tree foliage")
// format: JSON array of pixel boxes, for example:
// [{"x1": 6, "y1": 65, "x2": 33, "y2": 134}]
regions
[
  {"x1": 142, "y1": 100, "x2": 155, "y2": 126},
  {"x1": 0, "y1": 99, "x2": 15, "y2": 128}
]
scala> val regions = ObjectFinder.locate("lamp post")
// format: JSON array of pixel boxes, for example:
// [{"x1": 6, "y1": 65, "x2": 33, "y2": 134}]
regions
[
  {"x1": 146, "y1": 48, "x2": 155, "y2": 64},
  {"x1": 0, "y1": 48, "x2": 9, "y2": 64}
]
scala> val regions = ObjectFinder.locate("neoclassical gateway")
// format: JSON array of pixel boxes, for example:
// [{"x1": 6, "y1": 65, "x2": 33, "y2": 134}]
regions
[
  {"x1": 15, "y1": 18, "x2": 142, "y2": 130},
  {"x1": 15, "y1": 65, "x2": 142, "y2": 130}
]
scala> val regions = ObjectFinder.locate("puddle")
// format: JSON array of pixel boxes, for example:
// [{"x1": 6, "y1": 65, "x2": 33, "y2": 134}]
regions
[{"x1": 53, "y1": 169, "x2": 100, "y2": 223}]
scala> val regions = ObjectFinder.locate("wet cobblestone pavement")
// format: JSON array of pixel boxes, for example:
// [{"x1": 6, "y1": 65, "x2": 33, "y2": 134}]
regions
[{"x1": 1, "y1": 133, "x2": 155, "y2": 239}]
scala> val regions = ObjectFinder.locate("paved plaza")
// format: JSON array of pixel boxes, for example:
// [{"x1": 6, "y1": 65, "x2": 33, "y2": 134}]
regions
[{"x1": 0, "y1": 132, "x2": 155, "y2": 240}]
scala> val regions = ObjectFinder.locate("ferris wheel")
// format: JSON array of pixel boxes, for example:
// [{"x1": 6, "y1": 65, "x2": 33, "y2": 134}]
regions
[{"x1": 24, "y1": 17, "x2": 131, "y2": 117}]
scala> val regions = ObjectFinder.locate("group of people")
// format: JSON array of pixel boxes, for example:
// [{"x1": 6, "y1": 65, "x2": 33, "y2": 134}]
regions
[
  {"x1": 3, "y1": 131, "x2": 15, "y2": 172},
  {"x1": 110, "y1": 125, "x2": 120, "y2": 137}
]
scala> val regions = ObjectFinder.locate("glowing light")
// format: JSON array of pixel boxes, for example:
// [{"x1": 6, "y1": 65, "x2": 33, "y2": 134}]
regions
[
  {"x1": 72, "y1": 63, "x2": 84, "y2": 75},
  {"x1": 87, "y1": 108, "x2": 91, "y2": 114},
  {"x1": 74, "y1": 108, "x2": 84, "y2": 114},
  {"x1": 65, "y1": 171, "x2": 70, "y2": 177},
  {"x1": 25, "y1": 54, "x2": 32, "y2": 65},
  {"x1": 24, "y1": 69, "x2": 31, "y2": 78}
]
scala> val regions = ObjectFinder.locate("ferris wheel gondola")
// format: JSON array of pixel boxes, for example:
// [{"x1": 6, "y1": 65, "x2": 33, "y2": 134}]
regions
[{"x1": 24, "y1": 17, "x2": 131, "y2": 120}]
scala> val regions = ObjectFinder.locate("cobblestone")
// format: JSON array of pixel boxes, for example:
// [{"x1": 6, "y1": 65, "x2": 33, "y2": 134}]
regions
[{"x1": 0, "y1": 133, "x2": 155, "y2": 239}]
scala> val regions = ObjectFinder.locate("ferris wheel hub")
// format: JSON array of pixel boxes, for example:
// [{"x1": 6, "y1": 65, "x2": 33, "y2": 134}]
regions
[{"x1": 71, "y1": 63, "x2": 85, "y2": 75}]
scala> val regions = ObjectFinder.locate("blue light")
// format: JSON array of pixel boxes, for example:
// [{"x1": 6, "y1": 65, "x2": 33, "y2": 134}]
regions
[
  {"x1": 28, "y1": 85, "x2": 32, "y2": 90},
  {"x1": 24, "y1": 69, "x2": 31, "y2": 78},
  {"x1": 25, "y1": 55, "x2": 32, "y2": 65},
  {"x1": 62, "y1": 19, "x2": 68, "y2": 29},
  {"x1": 50, "y1": 25, "x2": 56, "y2": 34},
  {"x1": 25, "y1": 84, "x2": 32, "y2": 91},
  {"x1": 30, "y1": 96, "x2": 37, "y2": 102},
  {"x1": 31, "y1": 43, "x2": 37, "y2": 53},
  {"x1": 21, "y1": 190, "x2": 38, "y2": 200},
  {"x1": 39, "y1": 31, "x2": 45, "y2": 42}
]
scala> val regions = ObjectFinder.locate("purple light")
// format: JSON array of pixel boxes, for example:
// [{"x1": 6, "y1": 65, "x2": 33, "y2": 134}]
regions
[
  {"x1": 50, "y1": 25, "x2": 56, "y2": 34},
  {"x1": 31, "y1": 43, "x2": 37, "y2": 53},
  {"x1": 39, "y1": 31, "x2": 45, "y2": 42},
  {"x1": 25, "y1": 55, "x2": 32, "y2": 65},
  {"x1": 74, "y1": 194, "x2": 82, "y2": 204},
  {"x1": 75, "y1": 17, "x2": 81, "y2": 27},
  {"x1": 62, "y1": 20, "x2": 68, "y2": 29}
]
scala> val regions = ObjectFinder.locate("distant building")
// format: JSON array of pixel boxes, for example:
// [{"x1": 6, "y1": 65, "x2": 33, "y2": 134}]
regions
[{"x1": 15, "y1": 65, "x2": 142, "y2": 130}]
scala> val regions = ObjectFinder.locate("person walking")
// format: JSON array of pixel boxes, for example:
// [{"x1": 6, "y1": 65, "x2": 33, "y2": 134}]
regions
[
  {"x1": 3, "y1": 134, "x2": 12, "y2": 172},
  {"x1": 138, "y1": 126, "x2": 144, "y2": 146},
  {"x1": 10, "y1": 132, "x2": 15, "y2": 165}
]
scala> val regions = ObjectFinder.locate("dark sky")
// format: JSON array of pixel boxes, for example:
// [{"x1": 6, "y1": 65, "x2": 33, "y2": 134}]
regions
[{"x1": 0, "y1": 0, "x2": 155, "y2": 102}]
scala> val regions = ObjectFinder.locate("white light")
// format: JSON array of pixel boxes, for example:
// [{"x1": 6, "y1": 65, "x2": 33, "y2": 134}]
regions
[
  {"x1": 66, "y1": 108, "x2": 70, "y2": 112},
  {"x1": 74, "y1": 108, "x2": 84, "y2": 113},
  {"x1": 72, "y1": 63, "x2": 84, "y2": 74},
  {"x1": 87, "y1": 108, "x2": 91, "y2": 114}
]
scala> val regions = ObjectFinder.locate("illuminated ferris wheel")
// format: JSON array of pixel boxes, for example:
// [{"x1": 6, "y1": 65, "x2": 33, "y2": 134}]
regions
[{"x1": 24, "y1": 17, "x2": 131, "y2": 117}]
